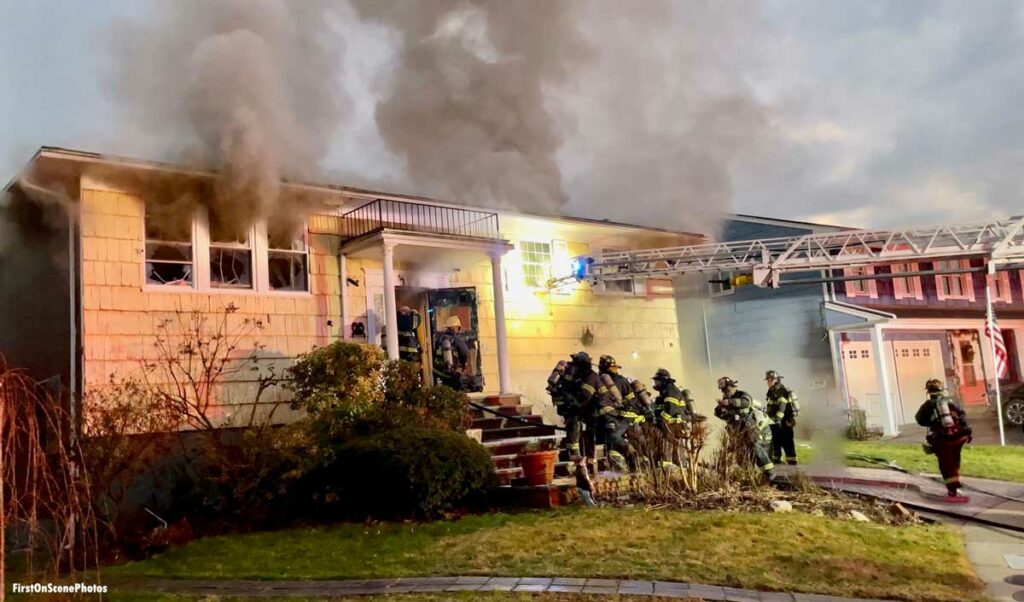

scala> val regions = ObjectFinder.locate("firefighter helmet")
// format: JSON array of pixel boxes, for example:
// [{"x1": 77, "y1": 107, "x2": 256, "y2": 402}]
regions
[
  {"x1": 925, "y1": 378, "x2": 944, "y2": 393},
  {"x1": 765, "y1": 370, "x2": 781, "y2": 381},
  {"x1": 652, "y1": 368, "x2": 674, "y2": 382},
  {"x1": 599, "y1": 355, "x2": 620, "y2": 374},
  {"x1": 444, "y1": 315, "x2": 462, "y2": 329},
  {"x1": 717, "y1": 376, "x2": 738, "y2": 391},
  {"x1": 571, "y1": 351, "x2": 592, "y2": 366}
]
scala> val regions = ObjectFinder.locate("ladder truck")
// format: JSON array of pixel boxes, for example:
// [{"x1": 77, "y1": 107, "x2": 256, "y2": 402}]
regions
[{"x1": 547, "y1": 215, "x2": 1024, "y2": 444}]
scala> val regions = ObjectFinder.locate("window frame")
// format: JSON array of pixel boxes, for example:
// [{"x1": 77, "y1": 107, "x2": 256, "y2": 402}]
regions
[
  {"x1": 709, "y1": 269, "x2": 736, "y2": 298},
  {"x1": 519, "y1": 240, "x2": 552, "y2": 289},
  {"x1": 206, "y1": 207, "x2": 256, "y2": 291},
  {"x1": 593, "y1": 247, "x2": 644, "y2": 297},
  {"x1": 890, "y1": 262, "x2": 923, "y2": 300},
  {"x1": 843, "y1": 265, "x2": 878, "y2": 299},
  {"x1": 934, "y1": 259, "x2": 975, "y2": 302},
  {"x1": 266, "y1": 224, "x2": 311, "y2": 293},
  {"x1": 990, "y1": 268, "x2": 1013, "y2": 304},
  {"x1": 139, "y1": 204, "x2": 311, "y2": 296},
  {"x1": 142, "y1": 203, "x2": 198, "y2": 290}
]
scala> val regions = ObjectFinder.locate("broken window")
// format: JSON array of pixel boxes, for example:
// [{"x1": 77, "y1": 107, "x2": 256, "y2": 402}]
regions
[
  {"x1": 144, "y1": 200, "x2": 194, "y2": 287},
  {"x1": 208, "y1": 209, "x2": 252, "y2": 289},
  {"x1": 597, "y1": 248, "x2": 637, "y2": 295},
  {"x1": 268, "y1": 225, "x2": 309, "y2": 292}
]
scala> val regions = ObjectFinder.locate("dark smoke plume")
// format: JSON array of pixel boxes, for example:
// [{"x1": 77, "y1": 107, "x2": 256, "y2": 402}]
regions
[
  {"x1": 350, "y1": 0, "x2": 591, "y2": 215},
  {"x1": 107, "y1": 0, "x2": 348, "y2": 234}
]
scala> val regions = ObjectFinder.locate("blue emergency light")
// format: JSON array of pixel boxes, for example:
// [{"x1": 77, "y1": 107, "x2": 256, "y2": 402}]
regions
[{"x1": 571, "y1": 256, "x2": 595, "y2": 281}]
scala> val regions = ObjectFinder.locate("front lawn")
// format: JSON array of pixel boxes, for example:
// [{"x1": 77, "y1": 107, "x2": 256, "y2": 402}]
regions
[
  {"x1": 846, "y1": 441, "x2": 1024, "y2": 483},
  {"x1": 108, "y1": 507, "x2": 984, "y2": 602},
  {"x1": 110, "y1": 595, "x2": 701, "y2": 602}
]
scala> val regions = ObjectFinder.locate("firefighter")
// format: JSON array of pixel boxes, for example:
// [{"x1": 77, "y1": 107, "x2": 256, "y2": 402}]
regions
[
  {"x1": 915, "y1": 378, "x2": 972, "y2": 502},
  {"x1": 714, "y1": 376, "x2": 775, "y2": 482},
  {"x1": 598, "y1": 355, "x2": 642, "y2": 472},
  {"x1": 395, "y1": 306, "x2": 422, "y2": 364},
  {"x1": 765, "y1": 369, "x2": 799, "y2": 466},
  {"x1": 652, "y1": 369, "x2": 691, "y2": 425},
  {"x1": 547, "y1": 358, "x2": 583, "y2": 458},
  {"x1": 433, "y1": 316, "x2": 472, "y2": 390},
  {"x1": 651, "y1": 369, "x2": 691, "y2": 468},
  {"x1": 568, "y1": 352, "x2": 610, "y2": 468}
]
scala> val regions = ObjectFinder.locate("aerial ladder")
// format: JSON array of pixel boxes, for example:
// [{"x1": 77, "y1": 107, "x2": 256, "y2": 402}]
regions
[
  {"x1": 547, "y1": 215, "x2": 1024, "y2": 446},
  {"x1": 547, "y1": 216, "x2": 1024, "y2": 289}
]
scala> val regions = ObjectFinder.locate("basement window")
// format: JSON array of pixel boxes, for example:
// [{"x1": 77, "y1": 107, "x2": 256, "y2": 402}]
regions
[
  {"x1": 208, "y1": 210, "x2": 253, "y2": 289},
  {"x1": 268, "y1": 226, "x2": 309, "y2": 292},
  {"x1": 144, "y1": 201, "x2": 194, "y2": 287}
]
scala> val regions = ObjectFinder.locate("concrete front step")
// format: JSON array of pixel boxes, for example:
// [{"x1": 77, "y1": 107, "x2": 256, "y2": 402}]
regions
[
  {"x1": 469, "y1": 404, "x2": 534, "y2": 420},
  {"x1": 481, "y1": 424, "x2": 556, "y2": 442},
  {"x1": 472, "y1": 414, "x2": 543, "y2": 431}
]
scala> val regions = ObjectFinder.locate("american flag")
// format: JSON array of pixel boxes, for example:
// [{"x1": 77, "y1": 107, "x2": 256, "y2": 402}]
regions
[{"x1": 985, "y1": 304, "x2": 1010, "y2": 379}]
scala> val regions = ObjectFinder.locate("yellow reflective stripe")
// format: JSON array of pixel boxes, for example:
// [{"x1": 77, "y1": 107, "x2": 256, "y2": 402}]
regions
[
  {"x1": 599, "y1": 406, "x2": 617, "y2": 415},
  {"x1": 621, "y1": 411, "x2": 641, "y2": 420},
  {"x1": 665, "y1": 397, "x2": 685, "y2": 407},
  {"x1": 597, "y1": 386, "x2": 609, "y2": 394},
  {"x1": 609, "y1": 450, "x2": 625, "y2": 459},
  {"x1": 582, "y1": 384, "x2": 596, "y2": 394},
  {"x1": 624, "y1": 392, "x2": 636, "y2": 400}
]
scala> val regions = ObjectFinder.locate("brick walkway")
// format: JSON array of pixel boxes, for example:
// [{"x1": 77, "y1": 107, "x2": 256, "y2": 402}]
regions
[{"x1": 117, "y1": 576, "x2": 892, "y2": 601}]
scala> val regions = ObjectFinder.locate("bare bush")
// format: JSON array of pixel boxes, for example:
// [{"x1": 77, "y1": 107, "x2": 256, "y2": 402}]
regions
[{"x1": 0, "y1": 357, "x2": 98, "y2": 595}]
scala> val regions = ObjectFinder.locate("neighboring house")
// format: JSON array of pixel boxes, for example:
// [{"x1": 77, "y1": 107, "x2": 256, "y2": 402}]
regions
[
  {"x1": 0, "y1": 147, "x2": 700, "y2": 428},
  {"x1": 674, "y1": 215, "x2": 852, "y2": 430},
  {"x1": 677, "y1": 214, "x2": 1024, "y2": 437},
  {"x1": 830, "y1": 257, "x2": 1024, "y2": 435}
]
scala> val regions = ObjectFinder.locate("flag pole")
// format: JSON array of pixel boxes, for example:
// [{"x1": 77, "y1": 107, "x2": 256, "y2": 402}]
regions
[{"x1": 985, "y1": 265, "x2": 1007, "y2": 447}]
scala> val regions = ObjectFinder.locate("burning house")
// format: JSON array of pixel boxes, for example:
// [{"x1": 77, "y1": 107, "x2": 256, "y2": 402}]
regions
[{"x1": 0, "y1": 147, "x2": 699, "y2": 428}]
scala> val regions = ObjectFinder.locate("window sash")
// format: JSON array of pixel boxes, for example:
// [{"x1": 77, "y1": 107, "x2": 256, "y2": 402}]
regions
[
  {"x1": 934, "y1": 259, "x2": 975, "y2": 301},
  {"x1": 520, "y1": 241, "x2": 551, "y2": 288}
]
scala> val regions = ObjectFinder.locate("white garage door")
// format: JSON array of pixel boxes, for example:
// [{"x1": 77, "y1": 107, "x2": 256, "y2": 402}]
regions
[
  {"x1": 841, "y1": 341, "x2": 884, "y2": 428},
  {"x1": 889, "y1": 341, "x2": 945, "y2": 427}
]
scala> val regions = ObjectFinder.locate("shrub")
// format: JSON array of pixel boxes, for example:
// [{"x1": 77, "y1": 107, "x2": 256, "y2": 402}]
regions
[
  {"x1": 288, "y1": 341, "x2": 388, "y2": 421},
  {"x1": 290, "y1": 341, "x2": 471, "y2": 439},
  {"x1": 309, "y1": 428, "x2": 497, "y2": 519}
]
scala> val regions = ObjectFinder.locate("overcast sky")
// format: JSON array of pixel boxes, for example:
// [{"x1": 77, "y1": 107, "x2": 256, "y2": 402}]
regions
[{"x1": 2, "y1": 0, "x2": 1022, "y2": 230}]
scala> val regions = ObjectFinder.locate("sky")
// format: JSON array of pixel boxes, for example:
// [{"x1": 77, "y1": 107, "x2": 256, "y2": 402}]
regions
[{"x1": 2, "y1": 0, "x2": 1023, "y2": 230}]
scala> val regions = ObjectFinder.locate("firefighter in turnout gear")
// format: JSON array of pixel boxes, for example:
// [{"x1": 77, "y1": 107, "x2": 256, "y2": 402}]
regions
[
  {"x1": 651, "y1": 369, "x2": 692, "y2": 469},
  {"x1": 433, "y1": 316, "x2": 481, "y2": 391},
  {"x1": 714, "y1": 376, "x2": 776, "y2": 482},
  {"x1": 395, "y1": 306, "x2": 422, "y2": 363},
  {"x1": 598, "y1": 355, "x2": 644, "y2": 472},
  {"x1": 548, "y1": 358, "x2": 583, "y2": 458},
  {"x1": 765, "y1": 370, "x2": 799, "y2": 465},
  {"x1": 568, "y1": 352, "x2": 610, "y2": 464},
  {"x1": 652, "y1": 369, "x2": 691, "y2": 425},
  {"x1": 915, "y1": 378, "x2": 973, "y2": 502}
]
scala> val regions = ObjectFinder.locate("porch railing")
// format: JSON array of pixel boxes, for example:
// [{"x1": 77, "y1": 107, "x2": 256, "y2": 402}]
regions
[{"x1": 340, "y1": 199, "x2": 501, "y2": 241}]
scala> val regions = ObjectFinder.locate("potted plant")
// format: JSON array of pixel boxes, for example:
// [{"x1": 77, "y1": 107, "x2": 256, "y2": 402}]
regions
[{"x1": 517, "y1": 438, "x2": 559, "y2": 486}]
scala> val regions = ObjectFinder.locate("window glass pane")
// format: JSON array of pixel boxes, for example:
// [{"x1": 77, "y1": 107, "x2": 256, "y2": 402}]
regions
[
  {"x1": 269, "y1": 251, "x2": 308, "y2": 291},
  {"x1": 210, "y1": 247, "x2": 252, "y2": 288},
  {"x1": 145, "y1": 200, "x2": 193, "y2": 287},
  {"x1": 520, "y1": 241, "x2": 551, "y2": 288}
]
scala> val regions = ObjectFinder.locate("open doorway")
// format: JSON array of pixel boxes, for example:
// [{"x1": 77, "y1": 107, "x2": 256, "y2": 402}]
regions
[{"x1": 427, "y1": 287, "x2": 484, "y2": 392}]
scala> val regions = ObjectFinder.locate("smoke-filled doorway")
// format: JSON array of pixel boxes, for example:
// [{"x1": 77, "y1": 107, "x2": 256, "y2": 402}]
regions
[
  {"x1": 386, "y1": 286, "x2": 484, "y2": 393},
  {"x1": 427, "y1": 288, "x2": 484, "y2": 392}
]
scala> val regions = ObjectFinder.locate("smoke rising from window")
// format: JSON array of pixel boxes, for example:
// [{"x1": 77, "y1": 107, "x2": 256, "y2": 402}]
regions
[{"x1": 107, "y1": 0, "x2": 349, "y2": 234}]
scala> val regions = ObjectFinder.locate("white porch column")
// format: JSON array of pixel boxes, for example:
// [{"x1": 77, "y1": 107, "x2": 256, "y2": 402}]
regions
[
  {"x1": 871, "y1": 324, "x2": 899, "y2": 436},
  {"x1": 490, "y1": 252, "x2": 512, "y2": 394},
  {"x1": 382, "y1": 242, "x2": 400, "y2": 361}
]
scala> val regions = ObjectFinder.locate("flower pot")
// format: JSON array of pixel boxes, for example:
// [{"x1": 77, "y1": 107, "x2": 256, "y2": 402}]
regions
[{"x1": 518, "y1": 450, "x2": 558, "y2": 486}]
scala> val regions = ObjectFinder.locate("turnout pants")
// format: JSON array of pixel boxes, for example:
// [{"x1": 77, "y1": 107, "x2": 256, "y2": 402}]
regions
[
  {"x1": 770, "y1": 423, "x2": 797, "y2": 465},
  {"x1": 562, "y1": 410, "x2": 584, "y2": 457},
  {"x1": 605, "y1": 416, "x2": 633, "y2": 471},
  {"x1": 748, "y1": 423, "x2": 775, "y2": 478},
  {"x1": 931, "y1": 434, "x2": 968, "y2": 494}
]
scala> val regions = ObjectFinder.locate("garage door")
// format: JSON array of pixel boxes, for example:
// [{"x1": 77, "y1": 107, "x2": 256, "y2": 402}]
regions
[
  {"x1": 889, "y1": 341, "x2": 944, "y2": 426},
  {"x1": 841, "y1": 342, "x2": 884, "y2": 428}
]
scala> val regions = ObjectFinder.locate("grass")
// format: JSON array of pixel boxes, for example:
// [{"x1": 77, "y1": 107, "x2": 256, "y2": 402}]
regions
[
  {"x1": 845, "y1": 440, "x2": 1024, "y2": 483},
  {"x1": 107, "y1": 507, "x2": 984, "y2": 602},
  {"x1": 106, "y1": 595, "x2": 701, "y2": 602}
]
